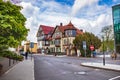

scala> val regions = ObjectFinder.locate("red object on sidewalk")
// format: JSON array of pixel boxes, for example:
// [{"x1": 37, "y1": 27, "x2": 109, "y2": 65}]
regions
[{"x1": 90, "y1": 45, "x2": 94, "y2": 51}]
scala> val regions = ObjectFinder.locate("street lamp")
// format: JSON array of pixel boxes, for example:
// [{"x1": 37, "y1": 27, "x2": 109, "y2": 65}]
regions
[{"x1": 102, "y1": 36, "x2": 105, "y2": 66}]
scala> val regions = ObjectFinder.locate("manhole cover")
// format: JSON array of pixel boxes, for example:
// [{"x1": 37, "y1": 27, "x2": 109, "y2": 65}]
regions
[{"x1": 74, "y1": 71, "x2": 86, "y2": 75}]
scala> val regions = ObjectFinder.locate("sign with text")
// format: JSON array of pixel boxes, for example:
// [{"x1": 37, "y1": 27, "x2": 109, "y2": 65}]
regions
[
  {"x1": 30, "y1": 42, "x2": 34, "y2": 48},
  {"x1": 83, "y1": 41, "x2": 86, "y2": 50}
]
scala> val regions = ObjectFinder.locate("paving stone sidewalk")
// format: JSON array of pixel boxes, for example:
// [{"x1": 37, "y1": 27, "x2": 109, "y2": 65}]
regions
[{"x1": 0, "y1": 58, "x2": 34, "y2": 80}]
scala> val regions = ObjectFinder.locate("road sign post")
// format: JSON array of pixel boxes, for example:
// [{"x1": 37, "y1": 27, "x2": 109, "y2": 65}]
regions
[
  {"x1": 83, "y1": 41, "x2": 86, "y2": 57},
  {"x1": 30, "y1": 42, "x2": 34, "y2": 60},
  {"x1": 90, "y1": 45, "x2": 94, "y2": 57}
]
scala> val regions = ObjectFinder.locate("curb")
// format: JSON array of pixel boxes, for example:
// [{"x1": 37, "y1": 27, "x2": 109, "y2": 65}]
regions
[{"x1": 81, "y1": 63, "x2": 120, "y2": 72}]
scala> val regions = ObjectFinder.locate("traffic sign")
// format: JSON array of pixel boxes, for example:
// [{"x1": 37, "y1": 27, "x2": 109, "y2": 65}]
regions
[
  {"x1": 90, "y1": 45, "x2": 94, "y2": 51},
  {"x1": 30, "y1": 42, "x2": 34, "y2": 48},
  {"x1": 83, "y1": 41, "x2": 86, "y2": 50}
]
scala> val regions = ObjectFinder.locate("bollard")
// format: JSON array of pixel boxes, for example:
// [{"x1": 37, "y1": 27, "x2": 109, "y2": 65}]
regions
[
  {"x1": 9, "y1": 58, "x2": 11, "y2": 66},
  {"x1": 13, "y1": 59, "x2": 14, "y2": 64}
]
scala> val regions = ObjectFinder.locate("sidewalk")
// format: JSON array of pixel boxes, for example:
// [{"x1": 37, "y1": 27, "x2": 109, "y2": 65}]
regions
[
  {"x1": 81, "y1": 62, "x2": 120, "y2": 71},
  {"x1": 0, "y1": 58, "x2": 34, "y2": 80}
]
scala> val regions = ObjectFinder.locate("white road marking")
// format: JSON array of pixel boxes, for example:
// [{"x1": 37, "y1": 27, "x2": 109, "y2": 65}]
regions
[
  {"x1": 56, "y1": 55, "x2": 67, "y2": 57},
  {"x1": 109, "y1": 76, "x2": 120, "y2": 80},
  {"x1": 74, "y1": 71, "x2": 86, "y2": 75}
]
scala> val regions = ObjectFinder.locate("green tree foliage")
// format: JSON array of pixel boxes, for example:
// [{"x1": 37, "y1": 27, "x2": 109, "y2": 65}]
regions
[
  {"x1": 73, "y1": 32, "x2": 101, "y2": 57},
  {"x1": 101, "y1": 25, "x2": 114, "y2": 51},
  {"x1": 0, "y1": 0, "x2": 28, "y2": 48},
  {"x1": 100, "y1": 40, "x2": 114, "y2": 52}
]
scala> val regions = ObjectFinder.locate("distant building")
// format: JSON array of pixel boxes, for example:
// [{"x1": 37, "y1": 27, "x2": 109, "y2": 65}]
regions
[
  {"x1": 24, "y1": 41, "x2": 37, "y2": 53},
  {"x1": 37, "y1": 21, "x2": 83, "y2": 56},
  {"x1": 112, "y1": 4, "x2": 120, "y2": 53}
]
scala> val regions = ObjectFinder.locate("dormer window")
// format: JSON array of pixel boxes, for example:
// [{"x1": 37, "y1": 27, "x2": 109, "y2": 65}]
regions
[{"x1": 65, "y1": 30, "x2": 76, "y2": 37}]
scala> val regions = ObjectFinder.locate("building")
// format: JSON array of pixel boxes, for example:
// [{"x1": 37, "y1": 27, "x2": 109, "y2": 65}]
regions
[
  {"x1": 24, "y1": 41, "x2": 37, "y2": 53},
  {"x1": 36, "y1": 25, "x2": 54, "y2": 54},
  {"x1": 112, "y1": 4, "x2": 120, "y2": 53},
  {"x1": 37, "y1": 21, "x2": 83, "y2": 56}
]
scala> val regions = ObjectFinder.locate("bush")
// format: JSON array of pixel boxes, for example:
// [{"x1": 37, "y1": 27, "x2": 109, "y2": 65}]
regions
[
  {"x1": 17, "y1": 55, "x2": 24, "y2": 61},
  {"x1": 1, "y1": 51, "x2": 23, "y2": 61},
  {"x1": 2, "y1": 51, "x2": 13, "y2": 59}
]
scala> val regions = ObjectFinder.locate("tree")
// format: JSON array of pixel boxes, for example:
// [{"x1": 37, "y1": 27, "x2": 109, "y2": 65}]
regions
[
  {"x1": 73, "y1": 32, "x2": 101, "y2": 57},
  {"x1": 101, "y1": 25, "x2": 114, "y2": 51},
  {"x1": 0, "y1": 0, "x2": 28, "y2": 48}
]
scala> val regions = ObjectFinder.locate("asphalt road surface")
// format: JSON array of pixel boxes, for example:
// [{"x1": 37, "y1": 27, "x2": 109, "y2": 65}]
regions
[{"x1": 34, "y1": 55, "x2": 120, "y2": 80}]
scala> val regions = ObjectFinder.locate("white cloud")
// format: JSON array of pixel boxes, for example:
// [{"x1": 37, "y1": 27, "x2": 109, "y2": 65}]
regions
[
  {"x1": 71, "y1": 0, "x2": 98, "y2": 16},
  {"x1": 71, "y1": 0, "x2": 112, "y2": 35},
  {"x1": 19, "y1": 0, "x2": 113, "y2": 43},
  {"x1": 20, "y1": 2, "x2": 40, "y2": 18},
  {"x1": 20, "y1": 2, "x2": 40, "y2": 42}
]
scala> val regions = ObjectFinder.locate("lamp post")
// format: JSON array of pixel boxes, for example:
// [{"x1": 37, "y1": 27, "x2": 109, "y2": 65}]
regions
[
  {"x1": 102, "y1": 36, "x2": 105, "y2": 66},
  {"x1": 97, "y1": 34, "x2": 105, "y2": 66}
]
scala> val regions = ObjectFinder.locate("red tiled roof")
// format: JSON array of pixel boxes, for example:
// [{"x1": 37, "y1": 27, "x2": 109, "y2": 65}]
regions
[
  {"x1": 64, "y1": 21, "x2": 76, "y2": 30},
  {"x1": 58, "y1": 21, "x2": 83, "y2": 35},
  {"x1": 76, "y1": 28, "x2": 83, "y2": 35},
  {"x1": 40, "y1": 25, "x2": 54, "y2": 35},
  {"x1": 58, "y1": 21, "x2": 76, "y2": 33}
]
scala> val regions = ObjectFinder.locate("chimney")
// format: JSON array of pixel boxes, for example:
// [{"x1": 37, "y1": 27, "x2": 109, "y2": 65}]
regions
[
  {"x1": 80, "y1": 29, "x2": 83, "y2": 32},
  {"x1": 60, "y1": 23, "x2": 63, "y2": 26}
]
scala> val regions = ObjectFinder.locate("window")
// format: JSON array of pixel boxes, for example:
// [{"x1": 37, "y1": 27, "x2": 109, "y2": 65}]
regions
[
  {"x1": 115, "y1": 33, "x2": 120, "y2": 44},
  {"x1": 65, "y1": 30, "x2": 76, "y2": 37},
  {"x1": 55, "y1": 40, "x2": 60, "y2": 45},
  {"x1": 50, "y1": 48, "x2": 55, "y2": 52},
  {"x1": 72, "y1": 30, "x2": 76, "y2": 36},
  {"x1": 54, "y1": 32, "x2": 61, "y2": 38},
  {"x1": 42, "y1": 41, "x2": 45, "y2": 46},
  {"x1": 64, "y1": 39, "x2": 67, "y2": 44},
  {"x1": 65, "y1": 30, "x2": 69, "y2": 36},
  {"x1": 113, "y1": 6, "x2": 120, "y2": 19},
  {"x1": 114, "y1": 20, "x2": 120, "y2": 33},
  {"x1": 45, "y1": 41, "x2": 49, "y2": 45},
  {"x1": 56, "y1": 47, "x2": 61, "y2": 52}
]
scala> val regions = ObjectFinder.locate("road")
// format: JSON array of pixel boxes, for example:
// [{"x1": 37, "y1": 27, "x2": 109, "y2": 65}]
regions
[{"x1": 34, "y1": 55, "x2": 120, "y2": 80}]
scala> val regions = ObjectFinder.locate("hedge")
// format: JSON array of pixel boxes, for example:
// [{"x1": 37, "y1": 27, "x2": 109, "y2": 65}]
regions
[{"x1": 0, "y1": 51, "x2": 23, "y2": 61}]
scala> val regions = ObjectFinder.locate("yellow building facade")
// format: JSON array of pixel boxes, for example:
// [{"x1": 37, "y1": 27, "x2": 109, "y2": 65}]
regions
[{"x1": 24, "y1": 41, "x2": 37, "y2": 53}]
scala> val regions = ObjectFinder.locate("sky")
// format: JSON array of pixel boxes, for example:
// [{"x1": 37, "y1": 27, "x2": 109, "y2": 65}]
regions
[{"x1": 11, "y1": 0, "x2": 120, "y2": 43}]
